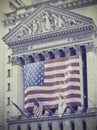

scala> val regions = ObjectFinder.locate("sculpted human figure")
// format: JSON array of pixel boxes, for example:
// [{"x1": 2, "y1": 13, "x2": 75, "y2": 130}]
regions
[
  {"x1": 33, "y1": 19, "x2": 38, "y2": 34},
  {"x1": 44, "y1": 10, "x2": 51, "y2": 31},
  {"x1": 51, "y1": 13, "x2": 58, "y2": 29},
  {"x1": 58, "y1": 14, "x2": 64, "y2": 28}
]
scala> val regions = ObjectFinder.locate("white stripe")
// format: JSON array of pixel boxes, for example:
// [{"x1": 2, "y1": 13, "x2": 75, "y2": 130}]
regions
[
  {"x1": 45, "y1": 66, "x2": 80, "y2": 75},
  {"x1": 25, "y1": 81, "x2": 80, "y2": 92}
]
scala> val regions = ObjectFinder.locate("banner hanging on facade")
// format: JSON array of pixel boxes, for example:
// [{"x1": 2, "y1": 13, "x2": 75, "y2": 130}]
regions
[{"x1": 23, "y1": 55, "x2": 82, "y2": 110}]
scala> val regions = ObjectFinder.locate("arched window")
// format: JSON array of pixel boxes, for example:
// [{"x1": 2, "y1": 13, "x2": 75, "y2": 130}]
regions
[
  {"x1": 69, "y1": 47, "x2": 76, "y2": 56},
  {"x1": 38, "y1": 53, "x2": 45, "y2": 61},
  {"x1": 48, "y1": 51, "x2": 55, "y2": 59},
  {"x1": 59, "y1": 49, "x2": 65, "y2": 57}
]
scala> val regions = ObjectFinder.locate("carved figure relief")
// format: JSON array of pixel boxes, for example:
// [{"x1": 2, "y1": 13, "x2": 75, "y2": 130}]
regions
[{"x1": 10, "y1": 8, "x2": 86, "y2": 40}]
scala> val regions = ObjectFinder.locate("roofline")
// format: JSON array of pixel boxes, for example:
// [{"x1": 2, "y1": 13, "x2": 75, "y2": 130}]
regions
[{"x1": 3, "y1": 0, "x2": 97, "y2": 17}]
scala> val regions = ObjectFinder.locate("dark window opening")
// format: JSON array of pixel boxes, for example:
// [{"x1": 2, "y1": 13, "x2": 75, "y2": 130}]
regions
[
  {"x1": 7, "y1": 97, "x2": 10, "y2": 106},
  {"x1": 48, "y1": 52, "x2": 55, "y2": 59},
  {"x1": 82, "y1": 120, "x2": 87, "y2": 130},
  {"x1": 71, "y1": 121, "x2": 75, "y2": 130},
  {"x1": 8, "y1": 56, "x2": 11, "y2": 63},
  {"x1": 7, "y1": 69, "x2": 11, "y2": 77},
  {"x1": 7, "y1": 83, "x2": 11, "y2": 91},
  {"x1": 59, "y1": 49, "x2": 65, "y2": 57},
  {"x1": 59, "y1": 122, "x2": 63, "y2": 130},
  {"x1": 69, "y1": 47, "x2": 76, "y2": 56},
  {"x1": 38, "y1": 124, "x2": 41, "y2": 130},
  {"x1": 38, "y1": 53, "x2": 45, "y2": 61},
  {"x1": 17, "y1": 125, "x2": 21, "y2": 130},
  {"x1": 48, "y1": 123, "x2": 52, "y2": 130},
  {"x1": 27, "y1": 124, "x2": 31, "y2": 130}
]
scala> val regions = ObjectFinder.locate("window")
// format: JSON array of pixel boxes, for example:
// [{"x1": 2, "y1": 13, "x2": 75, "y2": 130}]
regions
[
  {"x1": 27, "y1": 124, "x2": 31, "y2": 130},
  {"x1": 7, "y1": 97, "x2": 10, "y2": 106},
  {"x1": 82, "y1": 120, "x2": 87, "y2": 130},
  {"x1": 7, "y1": 69, "x2": 11, "y2": 77},
  {"x1": 7, "y1": 83, "x2": 10, "y2": 91},
  {"x1": 48, "y1": 123, "x2": 52, "y2": 130},
  {"x1": 71, "y1": 121, "x2": 75, "y2": 130},
  {"x1": 37, "y1": 124, "x2": 41, "y2": 130},
  {"x1": 17, "y1": 125, "x2": 21, "y2": 130},
  {"x1": 59, "y1": 122, "x2": 63, "y2": 130},
  {"x1": 8, "y1": 56, "x2": 11, "y2": 63}
]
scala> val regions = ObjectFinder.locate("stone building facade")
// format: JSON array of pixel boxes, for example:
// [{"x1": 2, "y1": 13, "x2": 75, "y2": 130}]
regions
[{"x1": 1, "y1": 0, "x2": 97, "y2": 130}]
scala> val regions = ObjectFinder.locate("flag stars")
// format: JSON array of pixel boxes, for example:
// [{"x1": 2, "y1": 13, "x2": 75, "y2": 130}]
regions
[{"x1": 24, "y1": 62, "x2": 44, "y2": 87}]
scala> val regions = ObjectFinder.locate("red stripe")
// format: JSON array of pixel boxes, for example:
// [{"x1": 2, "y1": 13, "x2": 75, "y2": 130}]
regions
[
  {"x1": 24, "y1": 86, "x2": 80, "y2": 97},
  {"x1": 45, "y1": 73, "x2": 64, "y2": 79},
  {"x1": 45, "y1": 55, "x2": 79, "y2": 64},
  {"x1": 63, "y1": 94, "x2": 81, "y2": 99},
  {"x1": 44, "y1": 70, "x2": 80, "y2": 79},
  {"x1": 24, "y1": 94, "x2": 81, "y2": 105},
  {"x1": 44, "y1": 78, "x2": 80, "y2": 86},
  {"x1": 45, "y1": 63, "x2": 79, "y2": 71}
]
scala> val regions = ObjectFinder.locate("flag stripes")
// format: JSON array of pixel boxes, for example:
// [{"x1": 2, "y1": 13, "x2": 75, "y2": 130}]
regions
[
  {"x1": 33, "y1": 99, "x2": 43, "y2": 118},
  {"x1": 24, "y1": 55, "x2": 82, "y2": 110}
]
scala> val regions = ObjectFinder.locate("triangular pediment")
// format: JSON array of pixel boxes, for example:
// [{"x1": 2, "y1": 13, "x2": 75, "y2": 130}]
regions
[{"x1": 3, "y1": 4, "x2": 94, "y2": 43}]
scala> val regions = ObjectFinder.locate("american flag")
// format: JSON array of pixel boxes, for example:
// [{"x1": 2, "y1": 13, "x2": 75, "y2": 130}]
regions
[
  {"x1": 24, "y1": 55, "x2": 82, "y2": 110},
  {"x1": 33, "y1": 99, "x2": 43, "y2": 118}
]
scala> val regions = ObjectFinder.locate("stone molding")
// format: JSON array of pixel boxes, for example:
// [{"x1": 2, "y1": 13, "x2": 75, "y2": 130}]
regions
[
  {"x1": 2, "y1": 0, "x2": 97, "y2": 27},
  {"x1": 11, "y1": 42, "x2": 94, "y2": 66}
]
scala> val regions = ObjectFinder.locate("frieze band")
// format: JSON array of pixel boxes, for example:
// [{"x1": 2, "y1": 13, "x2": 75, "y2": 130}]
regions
[{"x1": 11, "y1": 42, "x2": 94, "y2": 66}]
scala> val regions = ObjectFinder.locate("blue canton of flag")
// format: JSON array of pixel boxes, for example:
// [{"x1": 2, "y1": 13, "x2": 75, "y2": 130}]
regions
[{"x1": 24, "y1": 62, "x2": 44, "y2": 88}]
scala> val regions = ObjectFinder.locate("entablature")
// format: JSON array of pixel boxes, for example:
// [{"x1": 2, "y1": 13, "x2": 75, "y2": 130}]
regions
[
  {"x1": 2, "y1": 4, "x2": 97, "y2": 67},
  {"x1": 11, "y1": 41, "x2": 94, "y2": 66},
  {"x1": 11, "y1": 32, "x2": 93, "y2": 55}
]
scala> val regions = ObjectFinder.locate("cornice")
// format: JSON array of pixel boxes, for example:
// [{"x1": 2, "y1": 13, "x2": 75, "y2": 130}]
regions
[
  {"x1": 11, "y1": 41, "x2": 94, "y2": 66},
  {"x1": 2, "y1": 0, "x2": 97, "y2": 27},
  {"x1": 4, "y1": 24, "x2": 94, "y2": 49},
  {"x1": 60, "y1": 0, "x2": 97, "y2": 10},
  {"x1": 7, "y1": 110, "x2": 97, "y2": 124}
]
